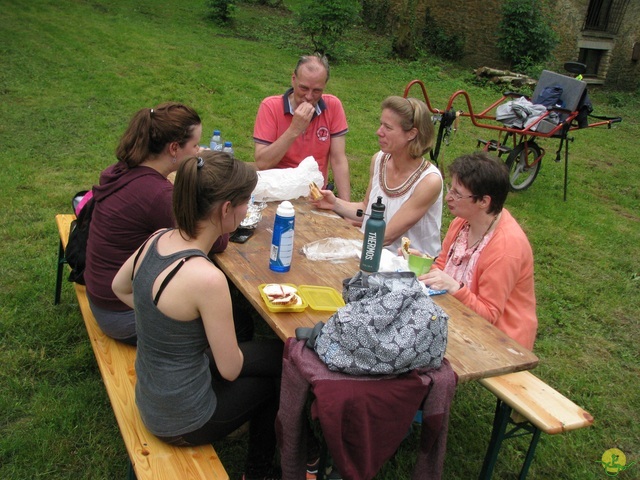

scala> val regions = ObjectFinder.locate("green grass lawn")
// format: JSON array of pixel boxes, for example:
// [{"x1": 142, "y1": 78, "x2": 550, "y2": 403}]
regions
[{"x1": 1, "y1": 1, "x2": 638, "y2": 479}]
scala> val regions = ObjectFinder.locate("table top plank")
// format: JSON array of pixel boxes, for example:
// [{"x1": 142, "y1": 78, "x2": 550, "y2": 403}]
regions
[{"x1": 214, "y1": 201, "x2": 538, "y2": 383}]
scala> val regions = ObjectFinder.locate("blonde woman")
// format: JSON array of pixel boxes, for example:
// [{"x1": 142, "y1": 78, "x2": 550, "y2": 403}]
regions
[{"x1": 312, "y1": 96, "x2": 443, "y2": 257}]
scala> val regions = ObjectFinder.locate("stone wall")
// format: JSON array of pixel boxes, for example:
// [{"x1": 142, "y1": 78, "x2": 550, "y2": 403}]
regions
[
  {"x1": 605, "y1": 0, "x2": 640, "y2": 91},
  {"x1": 423, "y1": 0, "x2": 504, "y2": 68},
  {"x1": 376, "y1": 0, "x2": 638, "y2": 90},
  {"x1": 549, "y1": 0, "x2": 589, "y2": 71}
]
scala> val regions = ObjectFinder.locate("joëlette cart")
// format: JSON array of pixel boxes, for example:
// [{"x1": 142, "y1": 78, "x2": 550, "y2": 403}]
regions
[{"x1": 404, "y1": 62, "x2": 622, "y2": 200}]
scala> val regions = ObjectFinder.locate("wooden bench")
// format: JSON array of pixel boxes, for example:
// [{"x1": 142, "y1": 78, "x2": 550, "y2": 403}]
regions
[
  {"x1": 478, "y1": 370, "x2": 594, "y2": 479},
  {"x1": 55, "y1": 214, "x2": 229, "y2": 480}
]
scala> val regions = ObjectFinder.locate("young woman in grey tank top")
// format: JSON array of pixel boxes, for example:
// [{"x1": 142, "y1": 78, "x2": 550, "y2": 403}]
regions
[{"x1": 113, "y1": 151, "x2": 283, "y2": 480}]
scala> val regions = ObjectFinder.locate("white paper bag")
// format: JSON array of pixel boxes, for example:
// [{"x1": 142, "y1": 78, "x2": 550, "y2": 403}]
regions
[{"x1": 252, "y1": 156, "x2": 325, "y2": 202}]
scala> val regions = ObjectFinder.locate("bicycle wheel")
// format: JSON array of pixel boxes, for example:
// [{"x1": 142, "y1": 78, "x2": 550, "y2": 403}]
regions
[{"x1": 505, "y1": 142, "x2": 542, "y2": 191}]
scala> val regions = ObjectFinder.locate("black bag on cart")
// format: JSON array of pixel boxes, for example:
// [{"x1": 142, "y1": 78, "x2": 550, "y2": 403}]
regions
[{"x1": 576, "y1": 91, "x2": 593, "y2": 128}]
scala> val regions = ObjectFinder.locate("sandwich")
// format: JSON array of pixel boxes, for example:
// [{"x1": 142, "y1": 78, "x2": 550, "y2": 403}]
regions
[
  {"x1": 401, "y1": 236, "x2": 433, "y2": 260},
  {"x1": 401, "y1": 236, "x2": 412, "y2": 260},
  {"x1": 309, "y1": 181, "x2": 323, "y2": 201},
  {"x1": 262, "y1": 283, "x2": 302, "y2": 306}
]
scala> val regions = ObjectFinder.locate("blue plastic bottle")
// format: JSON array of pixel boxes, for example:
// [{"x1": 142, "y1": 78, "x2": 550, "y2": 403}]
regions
[
  {"x1": 359, "y1": 196, "x2": 386, "y2": 272},
  {"x1": 269, "y1": 201, "x2": 295, "y2": 272},
  {"x1": 222, "y1": 141, "x2": 234, "y2": 157},
  {"x1": 210, "y1": 130, "x2": 222, "y2": 151}
]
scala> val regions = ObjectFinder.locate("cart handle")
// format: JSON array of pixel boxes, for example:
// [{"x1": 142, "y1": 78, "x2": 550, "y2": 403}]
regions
[{"x1": 403, "y1": 79, "x2": 443, "y2": 115}]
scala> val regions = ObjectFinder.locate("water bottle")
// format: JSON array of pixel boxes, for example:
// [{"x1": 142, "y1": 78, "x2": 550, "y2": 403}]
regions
[
  {"x1": 210, "y1": 130, "x2": 222, "y2": 151},
  {"x1": 359, "y1": 196, "x2": 386, "y2": 273},
  {"x1": 222, "y1": 141, "x2": 234, "y2": 157},
  {"x1": 269, "y1": 201, "x2": 295, "y2": 272}
]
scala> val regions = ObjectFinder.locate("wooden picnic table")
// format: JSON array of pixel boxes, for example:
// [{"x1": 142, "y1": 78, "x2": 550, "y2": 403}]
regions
[{"x1": 213, "y1": 200, "x2": 538, "y2": 383}]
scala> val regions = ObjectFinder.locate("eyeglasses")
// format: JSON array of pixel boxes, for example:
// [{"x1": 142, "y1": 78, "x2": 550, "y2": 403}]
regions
[{"x1": 445, "y1": 184, "x2": 475, "y2": 201}]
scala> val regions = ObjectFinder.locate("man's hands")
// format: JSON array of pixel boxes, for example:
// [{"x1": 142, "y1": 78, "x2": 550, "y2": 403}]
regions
[{"x1": 289, "y1": 102, "x2": 315, "y2": 136}]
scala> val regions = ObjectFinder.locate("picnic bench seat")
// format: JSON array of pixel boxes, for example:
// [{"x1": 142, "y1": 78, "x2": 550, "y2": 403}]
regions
[
  {"x1": 478, "y1": 370, "x2": 594, "y2": 479},
  {"x1": 55, "y1": 214, "x2": 229, "y2": 480}
]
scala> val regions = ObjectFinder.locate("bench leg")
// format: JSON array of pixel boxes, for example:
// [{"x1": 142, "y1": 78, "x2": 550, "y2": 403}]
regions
[
  {"x1": 480, "y1": 398, "x2": 543, "y2": 480},
  {"x1": 55, "y1": 238, "x2": 65, "y2": 305},
  {"x1": 128, "y1": 460, "x2": 137, "y2": 480},
  {"x1": 479, "y1": 399, "x2": 511, "y2": 480},
  {"x1": 518, "y1": 427, "x2": 542, "y2": 480}
]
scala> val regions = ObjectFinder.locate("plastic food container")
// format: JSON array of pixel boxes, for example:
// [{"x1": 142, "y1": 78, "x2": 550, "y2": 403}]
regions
[
  {"x1": 259, "y1": 284, "x2": 308, "y2": 313},
  {"x1": 258, "y1": 284, "x2": 345, "y2": 313},
  {"x1": 298, "y1": 285, "x2": 345, "y2": 312}
]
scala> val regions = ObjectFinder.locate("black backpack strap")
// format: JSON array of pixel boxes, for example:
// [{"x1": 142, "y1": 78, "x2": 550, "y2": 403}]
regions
[{"x1": 153, "y1": 255, "x2": 199, "y2": 305}]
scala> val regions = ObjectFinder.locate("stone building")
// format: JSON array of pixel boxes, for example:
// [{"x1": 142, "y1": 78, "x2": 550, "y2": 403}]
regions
[{"x1": 391, "y1": 0, "x2": 638, "y2": 90}]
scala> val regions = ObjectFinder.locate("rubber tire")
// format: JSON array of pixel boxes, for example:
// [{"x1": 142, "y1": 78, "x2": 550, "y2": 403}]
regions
[{"x1": 505, "y1": 142, "x2": 542, "y2": 191}]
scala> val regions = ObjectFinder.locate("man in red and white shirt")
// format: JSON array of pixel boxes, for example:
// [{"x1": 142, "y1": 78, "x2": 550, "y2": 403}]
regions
[{"x1": 253, "y1": 54, "x2": 351, "y2": 200}]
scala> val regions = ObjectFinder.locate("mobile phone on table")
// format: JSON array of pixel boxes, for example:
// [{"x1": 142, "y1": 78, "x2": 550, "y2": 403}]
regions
[{"x1": 230, "y1": 228, "x2": 254, "y2": 244}]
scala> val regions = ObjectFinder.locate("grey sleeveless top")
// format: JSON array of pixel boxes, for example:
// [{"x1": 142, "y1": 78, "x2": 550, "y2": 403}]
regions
[{"x1": 132, "y1": 230, "x2": 216, "y2": 437}]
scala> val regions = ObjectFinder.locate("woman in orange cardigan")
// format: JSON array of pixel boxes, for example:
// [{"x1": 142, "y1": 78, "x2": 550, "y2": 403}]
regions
[{"x1": 419, "y1": 151, "x2": 537, "y2": 350}]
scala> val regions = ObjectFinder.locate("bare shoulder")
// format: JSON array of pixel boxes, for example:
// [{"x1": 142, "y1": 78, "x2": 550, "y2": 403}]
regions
[
  {"x1": 415, "y1": 170, "x2": 443, "y2": 194},
  {"x1": 183, "y1": 256, "x2": 228, "y2": 293},
  {"x1": 369, "y1": 152, "x2": 380, "y2": 172}
]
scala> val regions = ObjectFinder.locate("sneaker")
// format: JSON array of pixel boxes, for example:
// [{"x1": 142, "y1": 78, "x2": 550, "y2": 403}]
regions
[{"x1": 306, "y1": 457, "x2": 320, "y2": 479}]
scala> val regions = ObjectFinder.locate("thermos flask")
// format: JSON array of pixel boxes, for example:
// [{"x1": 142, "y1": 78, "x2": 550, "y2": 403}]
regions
[{"x1": 359, "y1": 196, "x2": 386, "y2": 272}]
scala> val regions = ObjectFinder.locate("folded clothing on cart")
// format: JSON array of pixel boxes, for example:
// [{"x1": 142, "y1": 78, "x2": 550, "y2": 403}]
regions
[{"x1": 496, "y1": 97, "x2": 548, "y2": 131}]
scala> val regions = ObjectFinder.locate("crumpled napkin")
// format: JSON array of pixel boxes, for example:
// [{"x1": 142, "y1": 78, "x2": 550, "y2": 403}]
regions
[
  {"x1": 252, "y1": 156, "x2": 325, "y2": 202},
  {"x1": 302, "y1": 238, "x2": 362, "y2": 262},
  {"x1": 378, "y1": 249, "x2": 407, "y2": 272},
  {"x1": 380, "y1": 250, "x2": 446, "y2": 296}
]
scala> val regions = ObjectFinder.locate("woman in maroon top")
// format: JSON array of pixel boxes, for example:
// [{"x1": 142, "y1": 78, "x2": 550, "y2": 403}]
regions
[{"x1": 84, "y1": 102, "x2": 225, "y2": 344}]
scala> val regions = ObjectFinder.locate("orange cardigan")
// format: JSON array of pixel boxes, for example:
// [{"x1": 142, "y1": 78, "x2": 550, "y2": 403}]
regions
[{"x1": 435, "y1": 209, "x2": 537, "y2": 350}]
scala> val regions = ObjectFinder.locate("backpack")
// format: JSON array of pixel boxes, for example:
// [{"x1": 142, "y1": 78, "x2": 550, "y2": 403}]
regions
[
  {"x1": 533, "y1": 84, "x2": 564, "y2": 109},
  {"x1": 576, "y1": 91, "x2": 593, "y2": 128},
  {"x1": 312, "y1": 271, "x2": 448, "y2": 375},
  {"x1": 65, "y1": 190, "x2": 95, "y2": 284}
]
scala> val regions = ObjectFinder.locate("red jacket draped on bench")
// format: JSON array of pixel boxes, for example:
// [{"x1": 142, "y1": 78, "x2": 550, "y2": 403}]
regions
[{"x1": 276, "y1": 338, "x2": 456, "y2": 480}]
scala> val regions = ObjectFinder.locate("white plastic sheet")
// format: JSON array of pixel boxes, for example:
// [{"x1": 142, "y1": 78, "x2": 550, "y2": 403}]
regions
[
  {"x1": 302, "y1": 238, "x2": 362, "y2": 262},
  {"x1": 252, "y1": 156, "x2": 325, "y2": 202}
]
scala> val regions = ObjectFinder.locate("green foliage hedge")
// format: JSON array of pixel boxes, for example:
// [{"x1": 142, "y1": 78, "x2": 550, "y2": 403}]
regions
[
  {"x1": 297, "y1": 0, "x2": 362, "y2": 56},
  {"x1": 497, "y1": 0, "x2": 558, "y2": 73}
]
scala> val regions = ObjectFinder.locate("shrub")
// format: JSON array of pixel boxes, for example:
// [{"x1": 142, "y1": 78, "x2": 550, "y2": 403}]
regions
[
  {"x1": 384, "y1": 1, "x2": 464, "y2": 61},
  {"x1": 497, "y1": 0, "x2": 558, "y2": 73},
  {"x1": 242, "y1": 0, "x2": 284, "y2": 6},
  {"x1": 206, "y1": 0, "x2": 236, "y2": 23},
  {"x1": 360, "y1": 0, "x2": 391, "y2": 32},
  {"x1": 388, "y1": 0, "x2": 422, "y2": 59},
  {"x1": 421, "y1": 9, "x2": 464, "y2": 61},
  {"x1": 298, "y1": 0, "x2": 362, "y2": 57}
]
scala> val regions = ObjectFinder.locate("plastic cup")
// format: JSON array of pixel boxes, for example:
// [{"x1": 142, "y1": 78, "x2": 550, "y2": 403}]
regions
[{"x1": 408, "y1": 254, "x2": 433, "y2": 276}]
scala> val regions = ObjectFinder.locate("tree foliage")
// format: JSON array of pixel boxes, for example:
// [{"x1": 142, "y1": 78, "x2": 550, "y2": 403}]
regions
[
  {"x1": 497, "y1": 0, "x2": 558, "y2": 73},
  {"x1": 297, "y1": 0, "x2": 362, "y2": 57},
  {"x1": 206, "y1": 0, "x2": 236, "y2": 23},
  {"x1": 421, "y1": 8, "x2": 464, "y2": 61}
]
